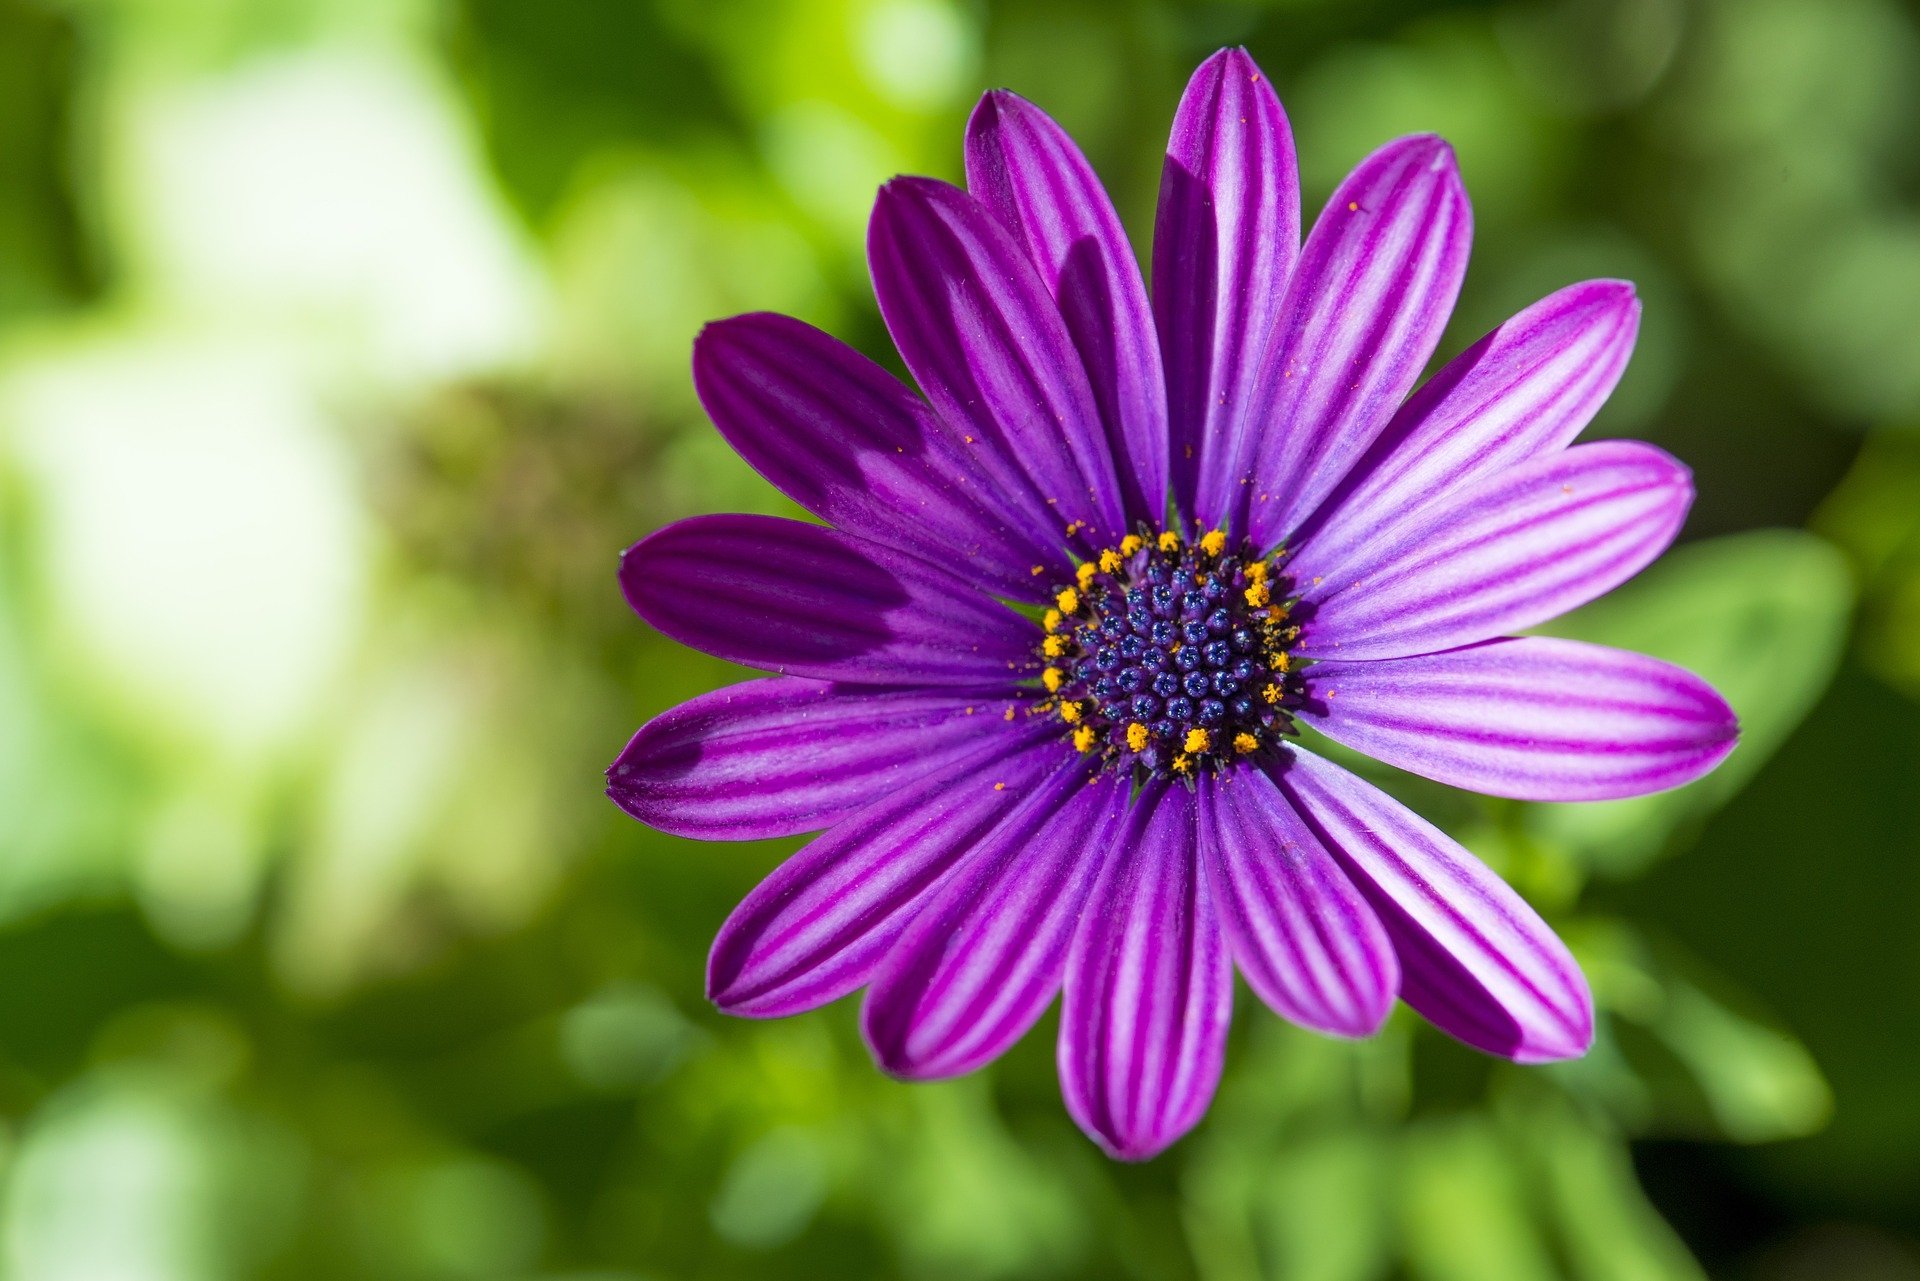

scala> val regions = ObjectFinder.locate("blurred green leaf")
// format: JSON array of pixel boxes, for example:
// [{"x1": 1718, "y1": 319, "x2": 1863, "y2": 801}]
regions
[
  {"x1": 1525, "y1": 1100, "x2": 1705, "y2": 1281},
  {"x1": 1400, "y1": 1118, "x2": 1557, "y2": 1281}
]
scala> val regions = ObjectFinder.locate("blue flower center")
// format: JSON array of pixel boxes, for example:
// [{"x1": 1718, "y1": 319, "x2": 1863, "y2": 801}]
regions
[{"x1": 1038, "y1": 529, "x2": 1301, "y2": 778}]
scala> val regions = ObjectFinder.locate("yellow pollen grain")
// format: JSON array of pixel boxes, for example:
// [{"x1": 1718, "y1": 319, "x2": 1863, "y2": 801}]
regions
[
  {"x1": 1076, "y1": 562, "x2": 1097, "y2": 590},
  {"x1": 1184, "y1": 728, "x2": 1210, "y2": 754},
  {"x1": 1199, "y1": 530, "x2": 1227, "y2": 556},
  {"x1": 1059, "y1": 701, "x2": 1083, "y2": 724},
  {"x1": 1262, "y1": 682, "x2": 1281, "y2": 705},
  {"x1": 1233, "y1": 732, "x2": 1259, "y2": 754},
  {"x1": 1055, "y1": 587, "x2": 1079, "y2": 614},
  {"x1": 1030, "y1": 565, "x2": 1044, "y2": 576},
  {"x1": 1099, "y1": 548, "x2": 1124, "y2": 574},
  {"x1": 1125, "y1": 722, "x2": 1150, "y2": 751},
  {"x1": 1042, "y1": 635, "x2": 1067, "y2": 658},
  {"x1": 1042, "y1": 668, "x2": 1065, "y2": 693},
  {"x1": 994, "y1": 782, "x2": 1005, "y2": 790},
  {"x1": 1073, "y1": 726, "x2": 1097, "y2": 753},
  {"x1": 1119, "y1": 534, "x2": 1144, "y2": 556},
  {"x1": 1158, "y1": 530, "x2": 1182, "y2": 553},
  {"x1": 1245, "y1": 582, "x2": 1271, "y2": 607},
  {"x1": 1003, "y1": 706, "x2": 1016, "y2": 721},
  {"x1": 1043, "y1": 608, "x2": 1063, "y2": 633}
]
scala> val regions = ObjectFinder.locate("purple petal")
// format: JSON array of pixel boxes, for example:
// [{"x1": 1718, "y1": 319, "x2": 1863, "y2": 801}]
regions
[
  {"x1": 1059, "y1": 782, "x2": 1231, "y2": 1160},
  {"x1": 869, "y1": 176, "x2": 1128, "y2": 555},
  {"x1": 608, "y1": 678, "x2": 1035, "y2": 840},
  {"x1": 1293, "y1": 280, "x2": 1641, "y2": 576},
  {"x1": 1296, "y1": 441, "x2": 1693, "y2": 661},
  {"x1": 1155, "y1": 47, "x2": 1299, "y2": 519},
  {"x1": 694, "y1": 313, "x2": 1073, "y2": 600},
  {"x1": 708, "y1": 730, "x2": 1073, "y2": 1017},
  {"x1": 1197, "y1": 770, "x2": 1397, "y2": 1037},
  {"x1": 622, "y1": 514, "x2": 1037, "y2": 685},
  {"x1": 966, "y1": 91, "x2": 1168, "y2": 524},
  {"x1": 1220, "y1": 136, "x2": 1472, "y2": 550},
  {"x1": 1271, "y1": 746, "x2": 1592, "y2": 1062},
  {"x1": 862, "y1": 766, "x2": 1128, "y2": 1079},
  {"x1": 1302, "y1": 637, "x2": 1739, "y2": 802}
]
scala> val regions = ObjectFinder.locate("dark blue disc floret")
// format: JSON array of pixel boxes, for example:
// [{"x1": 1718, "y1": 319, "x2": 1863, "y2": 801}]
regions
[{"x1": 1038, "y1": 527, "x2": 1304, "y2": 778}]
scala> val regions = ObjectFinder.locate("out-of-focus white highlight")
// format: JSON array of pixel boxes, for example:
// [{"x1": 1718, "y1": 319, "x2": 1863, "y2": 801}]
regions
[
  {"x1": 119, "y1": 50, "x2": 545, "y2": 383},
  {"x1": 3, "y1": 336, "x2": 367, "y2": 763}
]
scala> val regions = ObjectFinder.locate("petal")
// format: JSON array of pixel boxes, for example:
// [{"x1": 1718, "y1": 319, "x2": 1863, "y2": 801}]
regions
[
  {"x1": 1296, "y1": 441, "x2": 1693, "y2": 661},
  {"x1": 862, "y1": 766, "x2": 1128, "y2": 1079},
  {"x1": 694, "y1": 313, "x2": 1072, "y2": 600},
  {"x1": 707, "y1": 729, "x2": 1073, "y2": 1017},
  {"x1": 1198, "y1": 769, "x2": 1397, "y2": 1037},
  {"x1": 608, "y1": 678, "x2": 1034, "y2": 840},
  {"x1": 1155, "y1": 47, "x2": 1299, "y2": 519},
  {"x1": 1059, "y1": 782, "x2": 1231, "y2": 1160},
  {"x1": 966, "y1": 91, "x2": 1168, "y2": 524},
  {"x1": 1224, "y1": 136, "x2": 1473, "y2": 550},
  {"x1": 869, "y1": 176, "x2": 1128, "y2": 554},
  {"x1": 1270, "y1": 746, "x2": 1592, "y2": 1062},
  {"x1": 1301, "y1": 637, "x2": 1739, "y2": 801},
  {"x1": 1293, "y1": 280, "x2": 1641, "y2": 576},
  {"x1": 622, "y1": 514, "x2": 1038, "y2": 685}
]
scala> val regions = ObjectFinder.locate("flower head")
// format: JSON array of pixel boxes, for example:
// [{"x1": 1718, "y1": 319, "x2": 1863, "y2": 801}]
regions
[{"x1": 608, "y1": 48, "x2": 1737, "y2": 1160}]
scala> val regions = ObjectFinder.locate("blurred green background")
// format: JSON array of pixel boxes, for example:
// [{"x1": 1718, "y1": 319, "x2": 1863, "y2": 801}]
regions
[{"x1": 0, "y1": 0, "x2": 1917, "y2": 1276}]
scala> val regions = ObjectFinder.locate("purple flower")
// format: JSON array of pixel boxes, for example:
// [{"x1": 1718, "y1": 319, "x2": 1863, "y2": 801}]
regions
[{"x1": 608, "y1": 48, "x2": 1738, "y2": 1160}]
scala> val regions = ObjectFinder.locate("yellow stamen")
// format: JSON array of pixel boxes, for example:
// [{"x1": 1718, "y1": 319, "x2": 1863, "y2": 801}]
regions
[
  {"x1": 1042, "y1": 635, "x2": 1068, "y2": 658},
  {"x1": 1076, "y1": 562, "x2": 1097, "y2": 591},
  {"x1": 1184, "y1": 728, "x2": 1210, "y2": 754},
  {"x1": 1199, "y1": 530, "x2": 1227, "y2": 557},
  {"x1": 1157, "y1": 530, "x2": 1182, "y2": 553},
  {"x1": 1059, "y1": 701, "x2": 1083, "y2": 724},
  {"x1": 1042, "y1": 668, "x2": 1065, "y2": 693},
  {"x1": 1172, "y1": 753, "x2": 1193, "y2": 774},
  {"x1": 1244, "y1": 582, "x2": 1271, "y2": 607},
  {"x1": 1055, "y1": 587, "x2": 1080, "y2": 614},
  {"x1": 1073, "y1": 726, "x2": 1097, "y2": 753},
  {"x1": 1099, "y1": 548, "x2": 1124, "y2": 574},
  {"x1": 1043, "y1": 608, "x2": 1063, "y2": 633},
  {"x1": 1233, "y1": 732, "x2": 1259, "y2": 754},
  {"x1": 1119, "y1": 534, "x2": 1144, "y2": 556},
  {"x1": 1262, "y1": 682, "x2": 1282, "y2": 705},
  {"x1": 1126, "y1": 722, "x2": 1150, "y2": 751},
  {"x1": 1245, "y1": 561, "x2": 1268, "y2": 583},
  {"x1": 1271, "y1": 652, "x2": 1290, "y2": 673}
]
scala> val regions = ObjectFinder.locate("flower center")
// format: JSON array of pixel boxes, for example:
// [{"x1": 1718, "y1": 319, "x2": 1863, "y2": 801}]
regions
[{"x1": 1037, "y1": 528, "x2": 1301, "y2": 778}]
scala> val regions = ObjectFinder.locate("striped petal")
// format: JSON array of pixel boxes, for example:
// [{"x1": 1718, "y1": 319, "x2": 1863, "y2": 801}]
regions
[
  {"x1": 967, "y1": 91, "x2": 1168, "y2": 523},
  {"x1": 1223, "y1": 135, "x2": 1472, "y2": 550},
  {"x1": 622, "y1": 514, "x2": 1037, "y2": 685},
  {"x1": 1199, "y1": 769, "x2": 1397, "y2": 1037},
  {"x1": 1293, "y1": 280, "x2": 1641, "y2": 576},
  {"x1": 1296, "y1": 441, "x2": 1692, "y2": 661},
  {"x1": 1302, "y1": 638, "x2": 1739, "y2": 801},
  {"x1": 1060, "y1": 782, "x2": 1231, "y2": 1160},
  {"x1": 1271, "y1": 747, "x2": 1592, "y2": 1062},
  {"x1": 862, "y1": 767, "x2": 1128, "y2": 1079},
  {"x1": 608, "y1": 679, "x2": 1031, "y2": 840},
  {"x1": 707, "y1": 730, "x2": 1072, "y2": 1017},
  {"x1": 869, "y1": 176, "x2": 1128, "y2": 555},
  {"x1": 694, "y1": 313, "x2": 1072, "y2": 600},
  {"x1": 1155, "y1": 47, "x2": 1299, "y2": 519}
]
